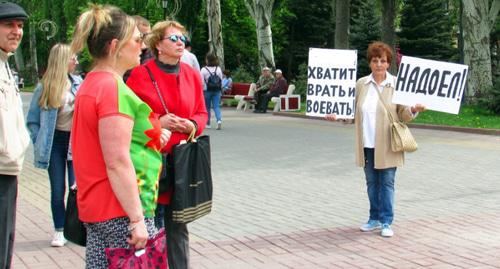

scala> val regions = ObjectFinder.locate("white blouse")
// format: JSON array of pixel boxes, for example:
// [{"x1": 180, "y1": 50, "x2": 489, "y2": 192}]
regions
[{"x1": 361, "y1": 72, "x2": 395, "y2": 148}]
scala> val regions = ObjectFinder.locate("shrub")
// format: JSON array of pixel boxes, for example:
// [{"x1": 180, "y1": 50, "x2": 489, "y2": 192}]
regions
[
  {"x1": 290, "y1": 63, "x2": 308, "y2": 100},
  {"x1": 478, "y1": 76, "x2": 500, "y2": 114},
  {"x1": 231, "y1": 66, "x2": 255, "y2": 83}
]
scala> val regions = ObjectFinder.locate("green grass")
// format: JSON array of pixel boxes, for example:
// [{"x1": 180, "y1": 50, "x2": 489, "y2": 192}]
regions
[
  {"x1": 20, "y1": 85, "x2": 35, "y2": 92},
  {"x1": 412, "y1": 105, "x2": 500, "y2": 129},
  {"x1": 295, "y1": 102, "x2": 500, "y2": 129}
]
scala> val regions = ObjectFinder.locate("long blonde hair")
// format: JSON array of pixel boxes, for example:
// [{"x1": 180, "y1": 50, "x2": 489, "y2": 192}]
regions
[
  {"x1": 71, "y1": 4, "x2": 135, "y2": 61},
  {"x1": 39, "y1": 43, "x2": 71, "y2": 109}
]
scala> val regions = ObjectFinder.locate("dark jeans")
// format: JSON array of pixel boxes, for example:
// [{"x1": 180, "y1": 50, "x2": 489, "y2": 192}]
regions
[
  {"x1": 48, "y1": 130, "x2": 75, "y2": 230},
  {"x1": 363, "y1": 148, "x2": 397, "y2": 225},
  {"x1": 257, "y1": 92, "x2": 279, "y2": 112},
  {"x1": 0, "y1": 175, "x2": 17, "y2": 269},
  {"x1": 163, "y1": 204, "x2": 190, "y2": 269}
]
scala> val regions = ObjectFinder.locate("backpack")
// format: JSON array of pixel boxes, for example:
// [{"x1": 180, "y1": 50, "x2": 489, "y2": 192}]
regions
[{"x1": 204, "y1": 67, "x2": 222, "y2": 91}]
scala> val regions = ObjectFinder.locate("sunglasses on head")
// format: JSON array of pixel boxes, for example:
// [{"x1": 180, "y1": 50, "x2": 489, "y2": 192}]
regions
[{"x1": 164, "y1": 35, "x2": 186, "y2": 44}]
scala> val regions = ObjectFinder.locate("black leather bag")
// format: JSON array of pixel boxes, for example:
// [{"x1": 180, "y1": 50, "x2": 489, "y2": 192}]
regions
[
  {"x1": 171, "y1": 134, "x2": 213, "y2": 223},
  {"x1": 64, "y1": 188, "x2": 87, "y2": 246},
  {"x1": 158, "y1": 153, "x2": 174, "y2": 194}
]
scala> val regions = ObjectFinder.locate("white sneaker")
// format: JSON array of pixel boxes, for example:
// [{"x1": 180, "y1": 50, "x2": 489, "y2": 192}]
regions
[
  {"x1": 206, "y1": 124, "x2": 212, "y2": 129},
  {"x1": 381, "y1": 224, "x2": 394, "y2": 237},
  {"x1": 51, "y1": 231, "x2": 67, "y2": 247},
  {"x1": 216, "y1": 121, "x2": 222, "y2": 130}
]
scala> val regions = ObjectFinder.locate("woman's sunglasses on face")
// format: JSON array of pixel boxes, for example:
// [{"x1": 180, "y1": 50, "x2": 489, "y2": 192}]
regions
[{"x1": 163, "y1": 35, "x2": 186, "y2": 44}]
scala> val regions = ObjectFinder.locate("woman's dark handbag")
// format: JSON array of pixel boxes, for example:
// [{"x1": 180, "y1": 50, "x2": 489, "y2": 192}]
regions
[
  {"x1": 64, "y1": 188, "x2": 87, "y2": 246},
  {"x1": 158, "y1": 153, "x2": 174, "y2": 194},
  {"x1": 105, "y1": 229, "x2": 168, "y2": 269},
  {"x1": 171, "y1": 131, "x2": 213, "y2": 223}
]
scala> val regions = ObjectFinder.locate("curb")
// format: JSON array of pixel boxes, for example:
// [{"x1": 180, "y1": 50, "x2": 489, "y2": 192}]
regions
[{"x1": 273, "y1": 111, "x2": 500, "y2": 136}]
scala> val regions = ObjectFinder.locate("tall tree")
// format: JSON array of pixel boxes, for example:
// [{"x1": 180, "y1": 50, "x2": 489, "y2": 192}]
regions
[
  {"x1": 335, "y1": 0, "x2": 350, "y2": 49},
  {"x1": 398, "y1": 0, "x2": 457, "y2": 61},
  {"x1": 244, "y1": 0, "x2": 276, "y2": 69},
  {"x1": 207, "y1": 0, "x2": 225, "y2": 70},
  {"x1": 351, "y1": 0, "x2": 381, "y2": 77},
  {"x1": 380, "y1": 0, "x2": 397, "y2": 73},
  {"x1": 462, "y1": 0, "x2": 500, "y2": 99}
]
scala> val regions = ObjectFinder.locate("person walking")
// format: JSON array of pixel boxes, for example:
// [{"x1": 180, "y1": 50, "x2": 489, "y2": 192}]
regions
[
  {"x1": 0, "y1": 2, "x2": 30, "y2": 268},
  {"x1": 127, "y1": 20, "x2": 207, "y2": 269},
  {"x1": 26, "y1": 43, "x2": 81, "y2": 247},
  {"x1": 70, "y1": 4, "x2": 170, "y2": 267},
  {"x1": 326, "y1": 41, "x2": 425, "y2": 237},
  {"x1": 201, "y1": 53, "x2": 223, "y2": 129}
]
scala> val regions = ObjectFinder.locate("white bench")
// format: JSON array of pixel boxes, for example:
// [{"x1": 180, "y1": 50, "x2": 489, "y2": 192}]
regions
[{"x1": 270, "y1": 84, "x2": 300, "y2": 112}]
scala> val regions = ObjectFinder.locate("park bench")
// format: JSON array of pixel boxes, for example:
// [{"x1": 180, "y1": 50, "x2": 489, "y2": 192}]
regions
[
  {"x1": 235, "y1": 83, "x2": 299, "y2": 112},
  {"x1": 221, "y1": 82, "x2": 251, "y2": 106}
]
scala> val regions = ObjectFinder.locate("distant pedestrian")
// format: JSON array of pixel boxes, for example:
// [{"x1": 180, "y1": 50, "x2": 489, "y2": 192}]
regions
[
  {"x1": 0, "y1": 2, "x2": 30, "y2": 268},
  {"x1": 201, "y1": 53, "x2": 224, "y2": 129},
  {"x1": 26, "y1": 43, "x2": 81, "y2": 247},
  {"x1": 326, "y1": 41, "x2": 425, "y2": 237},
  {"x1": 70, "y1": 4, "x2": 170, "y2": 267},
  {"x1": 180, "y1": 37, "x2": 200, "y2": 71},
  {"x1": 222, "y1": 69, "x2": 233, "y2": 94}
]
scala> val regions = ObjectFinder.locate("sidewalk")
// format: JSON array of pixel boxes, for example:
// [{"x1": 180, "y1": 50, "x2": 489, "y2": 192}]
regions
[{"x1": 12, "y1": 97, "x2": 500, "y2": 268}]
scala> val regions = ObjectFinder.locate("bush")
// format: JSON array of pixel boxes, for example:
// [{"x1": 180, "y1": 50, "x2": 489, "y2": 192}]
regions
[
  {"x1": 478, "y1": 76, "x2": 500, "y2": 114},
  {"x1": 290, "y1": 63, "x2": 308, "y2": 99},
  {"x1": 231, "y1": 66, "x2": 256, "y2": 83}
]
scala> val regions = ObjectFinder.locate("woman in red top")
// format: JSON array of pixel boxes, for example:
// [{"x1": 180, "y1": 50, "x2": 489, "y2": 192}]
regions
[
  {"x1": 70, "y1": 4, "x2": 170, "y2": 268},
  {"x1": 126, "y1": 20, "x2": 207, "y2": 269}
]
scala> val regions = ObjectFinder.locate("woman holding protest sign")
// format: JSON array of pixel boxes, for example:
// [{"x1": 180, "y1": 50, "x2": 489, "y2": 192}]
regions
[{"x1": 326, "y1": 41, "x2": 425, "y2": 237}]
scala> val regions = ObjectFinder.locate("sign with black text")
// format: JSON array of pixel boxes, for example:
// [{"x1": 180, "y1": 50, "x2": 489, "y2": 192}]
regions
[
  {"x1": 306, "y1": 48, "x2": 357, "y2": 119},
  {"x1": 393, "y1": 56, "x2": 468, "y2": 114}
]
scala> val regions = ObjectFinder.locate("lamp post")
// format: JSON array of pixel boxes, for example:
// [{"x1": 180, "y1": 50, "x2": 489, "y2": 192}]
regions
[{"x1": 162, "y1": 0, "x2": 168, "y2": 19}]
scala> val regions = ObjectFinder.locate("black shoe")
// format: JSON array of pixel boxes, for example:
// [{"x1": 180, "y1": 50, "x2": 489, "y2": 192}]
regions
[{"x1": 253, "y1": 109, "x2": 261, "y2": 113}]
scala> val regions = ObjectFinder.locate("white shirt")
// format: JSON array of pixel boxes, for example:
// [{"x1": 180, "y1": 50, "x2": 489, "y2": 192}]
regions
[{"x1": 361, "y1": 72, "x2": 395, "y2": 148}]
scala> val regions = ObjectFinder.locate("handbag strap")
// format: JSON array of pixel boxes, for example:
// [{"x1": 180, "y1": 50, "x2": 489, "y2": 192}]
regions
[
  {"x1": 145, "y1": 65, "x2": 169, "y2": 114},
  {"x1": 373, "y1": 84, "x2": 397, "y2": 123}
]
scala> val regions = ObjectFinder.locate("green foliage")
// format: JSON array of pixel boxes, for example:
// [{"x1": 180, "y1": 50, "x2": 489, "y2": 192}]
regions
[
  {"x1": 290, "y1": 63, "x2": 308, "y2": 100},
  {"x1": 398, "y1": 0, "x2": 458, "y2": 62},
  {"x1": 231, "y1": 66, "x2": 256, "y2": 83},
  {"x1": 478, "y1": 76, "x2": 500, "y2": 115},
  {"x1": 350, "y1": 0, "x2": 381, "y2": 78},
  {"x1": 412, "y1": 105, "x2": 500, "y2": 129}
]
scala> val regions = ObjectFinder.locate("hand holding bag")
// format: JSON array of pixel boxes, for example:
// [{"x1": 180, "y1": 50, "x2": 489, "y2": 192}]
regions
[
  {"x1": 375, "y1": 87, "x2": 418, "y2": 153},
  {"x1": 63, "y1": 188, "x2": 87, "y2": 246},
  {"x1": 171, "y1": 129, "x2": 213, "y2": 223},
  {"x1": 105, "y1": 229, "x2": 168, "y2": 269}
]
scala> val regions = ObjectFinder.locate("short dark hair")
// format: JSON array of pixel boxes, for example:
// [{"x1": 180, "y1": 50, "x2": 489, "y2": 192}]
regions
[
  {"x1": 205, "y1": 53, "x2": 219, "y2": 67},
  {"x1": 367, "y1": 41, "x2": 393, "y2": 65}
]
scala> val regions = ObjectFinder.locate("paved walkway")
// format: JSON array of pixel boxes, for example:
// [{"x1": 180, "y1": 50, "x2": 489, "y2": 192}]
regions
[{"x1": 12, "y1": 93, "x2": 500, "y2": 268}]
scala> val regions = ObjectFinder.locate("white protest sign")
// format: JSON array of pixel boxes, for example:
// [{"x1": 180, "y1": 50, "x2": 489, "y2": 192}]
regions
[
  {"x1": 393, "y1": 56, "x2": 468, "y2": 114},
  {"x1": 306, "y1": 48, "x2": 357, "y2": 119}
]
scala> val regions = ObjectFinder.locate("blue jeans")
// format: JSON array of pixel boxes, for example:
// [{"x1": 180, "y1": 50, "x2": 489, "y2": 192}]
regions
[
  {"x1": 363, "y1": 148, "x2": 396, "y2": 225},
  {"x1": 47, "y1": 130, "x2": 75, "y2": 230},
  {"x1": 204, "y1": 90, "x2": 222, "y2": 124}
]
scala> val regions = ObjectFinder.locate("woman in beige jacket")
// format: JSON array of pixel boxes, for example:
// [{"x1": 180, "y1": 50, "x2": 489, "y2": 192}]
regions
[{"x1": 327, "y1": 41, "x2": 425, "y2": 237}]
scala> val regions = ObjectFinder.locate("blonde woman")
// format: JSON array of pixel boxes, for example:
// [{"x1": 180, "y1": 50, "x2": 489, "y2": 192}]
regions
[
  {"x1": 70, "y1": 4, "x2": 170, "y2": 268},
  {"x1": 27, "y1": 43, "x2": 81, "y2": 247}
]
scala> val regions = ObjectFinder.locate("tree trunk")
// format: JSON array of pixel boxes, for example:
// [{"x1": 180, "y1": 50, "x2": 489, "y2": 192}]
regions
[
  {"x1": 207, "y1": 0, "x2": 225, "y2": 70},
  {"x1": 244, "y1": 0, "x2": 276, "y2": 69},
  {"x1": 462, "y1": 0, "x2": 500, "y2": 100},
  {"x1": 380, "y1": 0, "x2": 397, "y2": 74},
  {"x1": 29, "y1": 21, "x2": 39, "y2": 84},
  {"x1": 334, "y1": 0, "x2": 350, "y2": 49}
]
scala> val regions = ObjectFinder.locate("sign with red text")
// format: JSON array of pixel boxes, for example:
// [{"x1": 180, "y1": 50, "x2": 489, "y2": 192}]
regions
[
  {"x1": 393, "y1": 56, "x2": 468, "y2": 114},
  {"x1": 306, "y1": 48, "x2": 357, "y2": 119}
]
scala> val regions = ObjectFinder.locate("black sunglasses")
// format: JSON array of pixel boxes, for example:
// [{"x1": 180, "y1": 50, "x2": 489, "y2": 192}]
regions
[{"x1": 163, "y1": 35, "x2": 187, "y2": 44}]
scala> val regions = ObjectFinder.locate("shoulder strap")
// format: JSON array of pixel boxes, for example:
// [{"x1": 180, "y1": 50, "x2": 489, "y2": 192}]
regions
[
  {"x1": 374, "y1": 85, "x2": 396, "y2": 123},
  {"x1": 144, "y1": 65, "x2": 169, "y2": 114}
]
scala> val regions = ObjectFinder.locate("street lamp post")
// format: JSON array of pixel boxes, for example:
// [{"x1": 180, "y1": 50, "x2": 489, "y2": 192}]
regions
[{"x1": 162, "y1": 0, "x2": 168, "y2": 19}]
